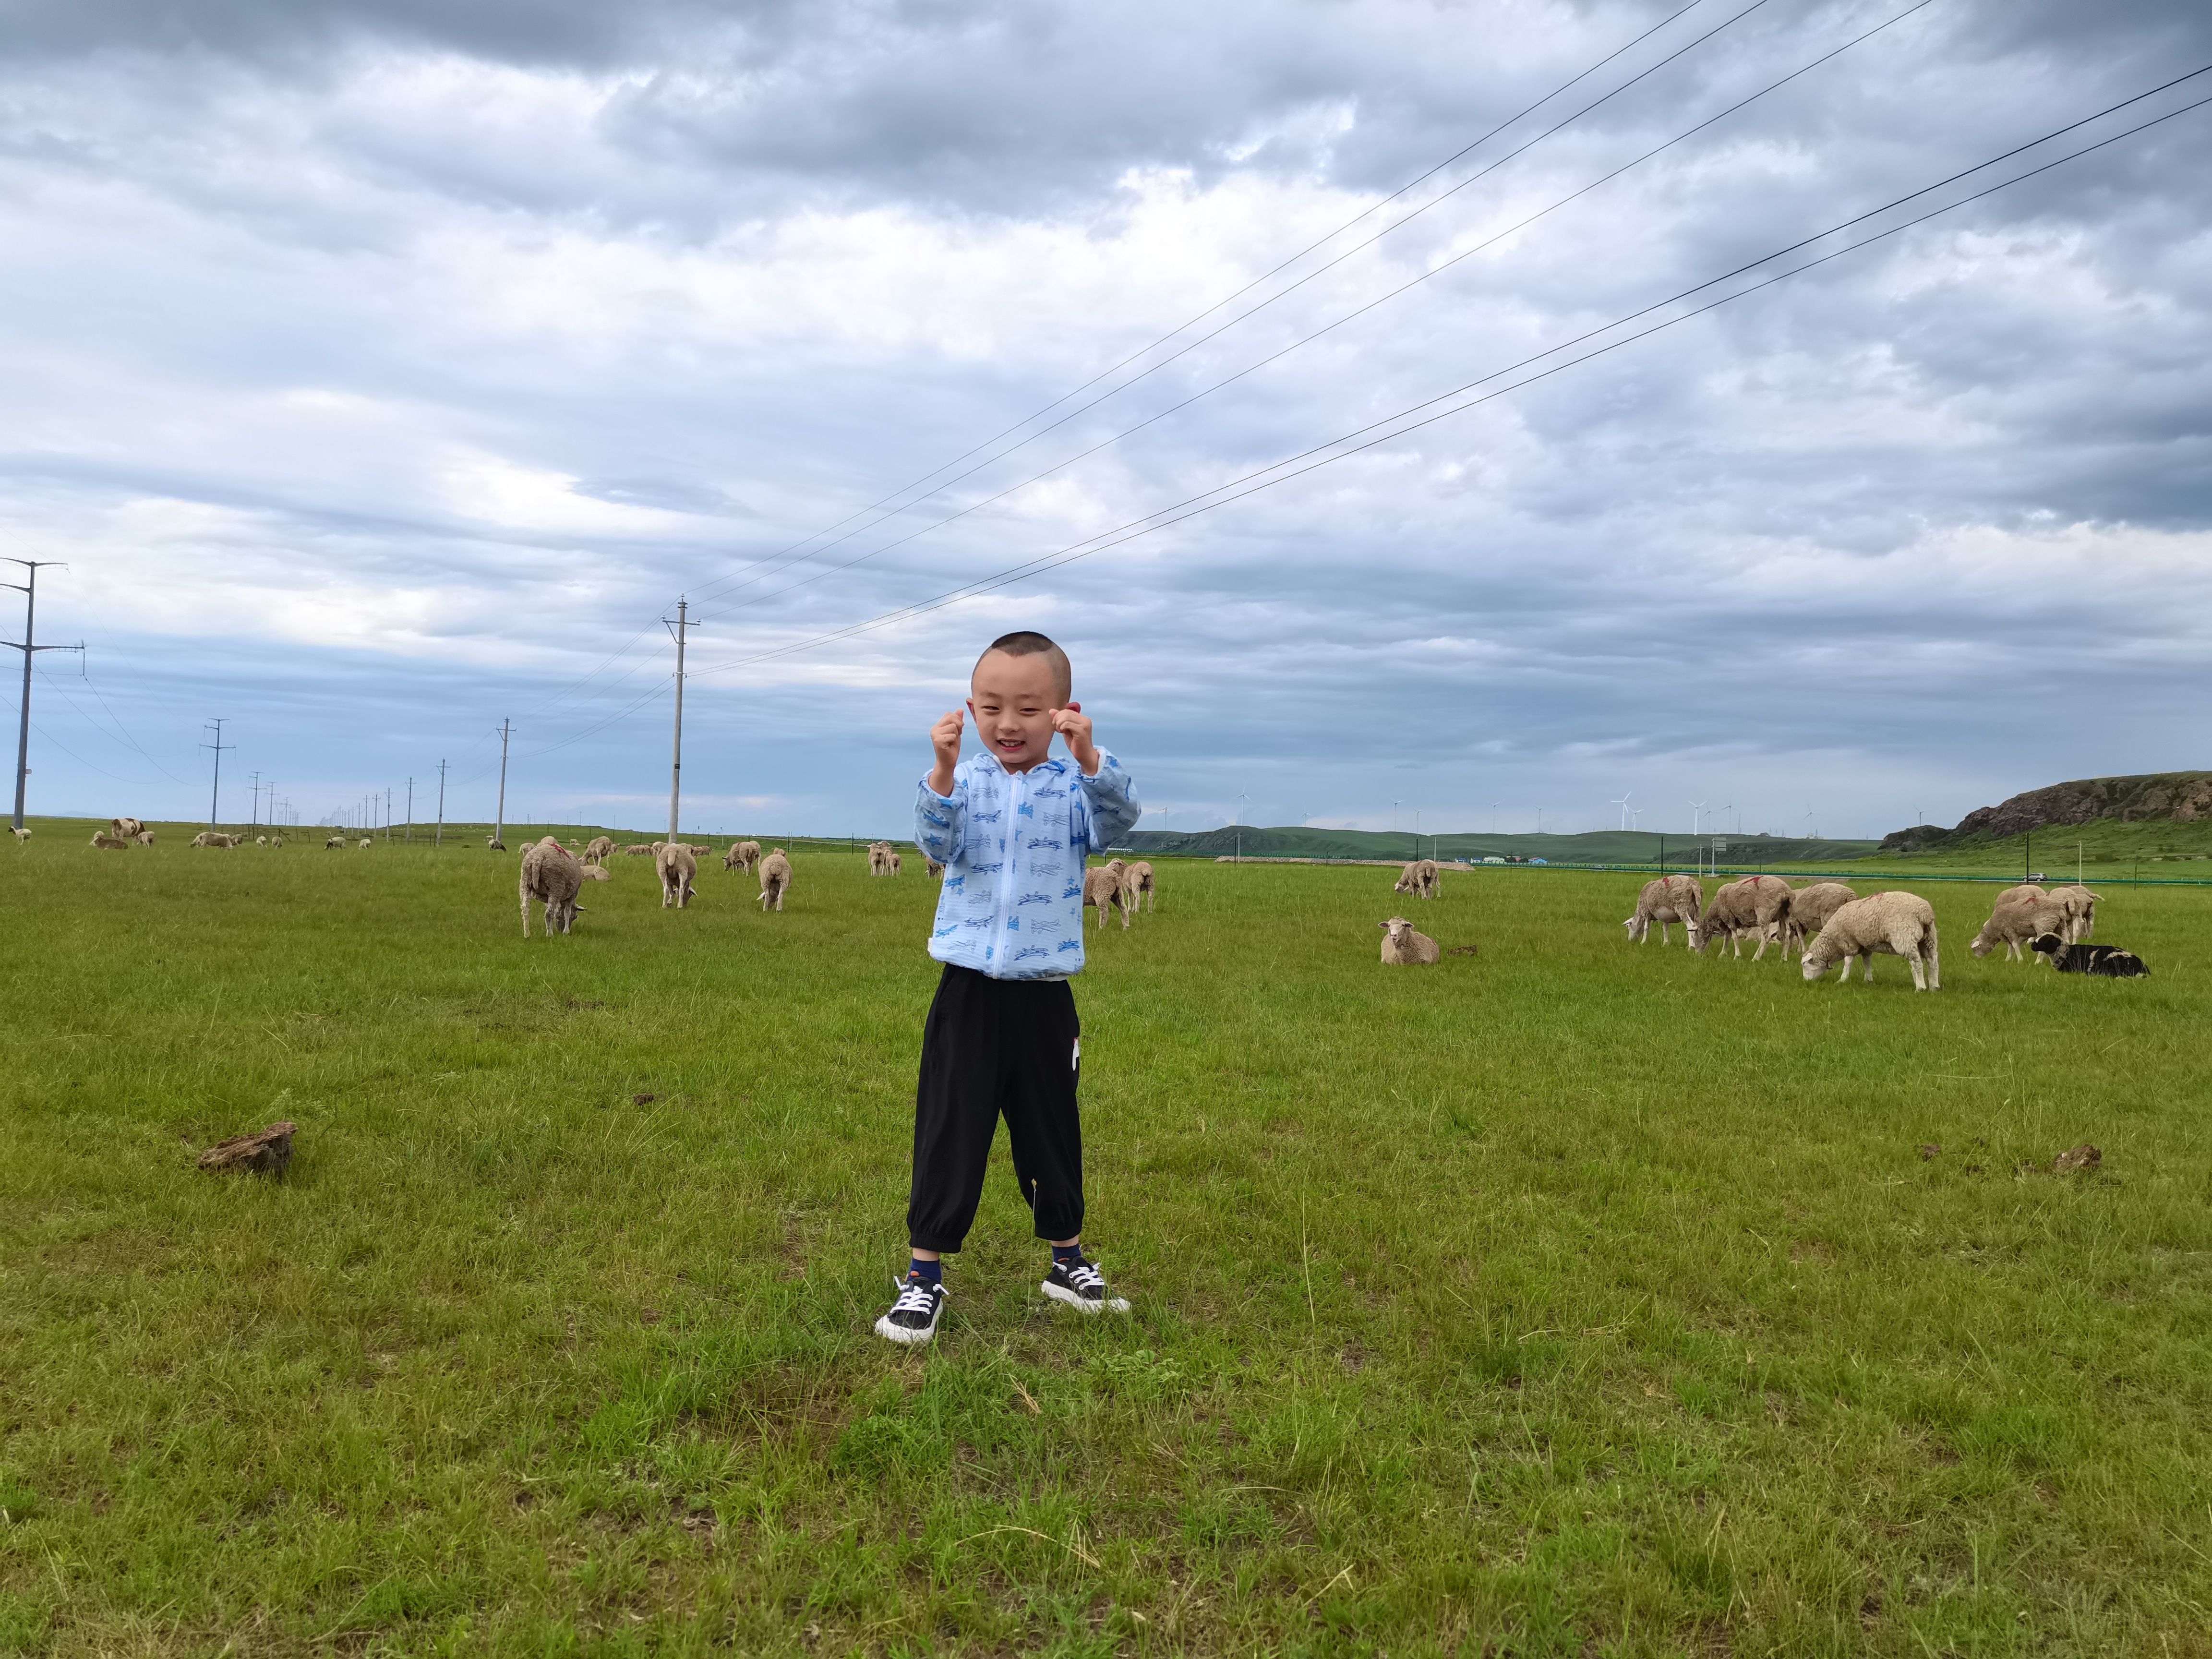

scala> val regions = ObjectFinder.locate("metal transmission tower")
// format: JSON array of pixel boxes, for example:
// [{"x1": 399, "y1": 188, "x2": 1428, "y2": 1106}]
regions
[
  {"x1": 663, "y1": 599, "x2": 699, "y2": 842},
  {"x1": 435, "y1": 758, "x2": 447, "y2": 847},
  {"x1": 4, "y1": 561, "x2": 84, "y2": 835},
  {"x1": 493, "y1": 720, "x2": 511, "y2": 848},
  {"x1": 201, "y1": 720, "x2": 235, "y2": 830}
]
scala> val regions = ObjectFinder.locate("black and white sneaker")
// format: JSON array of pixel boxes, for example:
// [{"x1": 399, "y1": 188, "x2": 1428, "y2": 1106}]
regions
[
  {"x1": 1042, "y1": 1256, "x2": 1130, "y2": 1315},
  {"x1": 874, "y1": 1276, "x2": 947, "y2": 1346}
]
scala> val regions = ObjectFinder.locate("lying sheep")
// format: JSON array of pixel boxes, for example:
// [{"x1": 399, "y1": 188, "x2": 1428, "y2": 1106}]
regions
[
  {"x1": 657, "y1": 841, "x2": 697, "y2": 909},
  {"x1": 325, "y1": 834, "x2": 346, "y2": 849},
  {"x1": 1697, "y1": 874, "x2": 1792, "y2": 959},
  {"x1": 1126, "y1": 860, "x2": 1156, "y2": 912},
  {"x1": 582, "y1": 835, "x2": 615, "y2": 866},
  {"x1": 2045, "y1": 884, "x2": 2102, "y2": 942},
  {"x1": 520, "y1": 836, "x2": 610, "y2": 936},
  {"x1": 111, "y1": 817, "x2": 146, "y2": 841},
  {"x1": 191, "y1": 831, "x2": 240, "y2": 849},
  {"x1": 1624, "y1": 875, "x2": 1703, "y2": 946},
  {"x1": 1971, "y1": 890, "x2": 2068, "y2": 962},
  {"x1": 757, "y1": 848, "x2": 793, "y2": 911},
  {"x1": 1781, "y1": 882, "x2": 1856, "y2": 959},
  {"x1": 1394, "y1": 859, "x2": 1441, "y2": 901},
  {"x1": 89, "y1": 831, "x2": 130, "y2": 850},
  {"x1": 1801, "y1": 892, "x2": 1940, "y2": 991},
  {"x1": 2031, "y1": 932, "x2": 2146, "y2": 977},
  {"x1": 1380, "y1": 916, "x2": 1440, "y2": 964},
  {"x1": 722, "y1": 840, "x2": 761, "y2": 872},
  {"x1": 1084, "y1": 866, "x2": 1131, "y2": 930}
]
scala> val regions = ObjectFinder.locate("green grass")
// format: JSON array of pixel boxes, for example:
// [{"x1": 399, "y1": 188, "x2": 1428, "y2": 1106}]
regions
[
  {"x1": 1122, "y1": 825, "x2": 1881, "y2": 867},
  {"x1": 1889, "y1": 817, "x2": 2212, "y2": 873},
  {"x1": 4, "y1": 832, "x2": 2212, "y2": 1655}
]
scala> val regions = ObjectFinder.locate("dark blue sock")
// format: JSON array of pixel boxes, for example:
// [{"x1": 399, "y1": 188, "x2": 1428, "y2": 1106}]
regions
[
  {"x1": 1051, "y1": 1242, "x2": 1085, "y2": 1268},
  {"x1": 907, "y1": 1256, "x2": 942, "y2": 1287}
]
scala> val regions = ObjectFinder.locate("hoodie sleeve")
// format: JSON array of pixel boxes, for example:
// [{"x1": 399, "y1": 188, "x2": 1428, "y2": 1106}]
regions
[
  {"x1": 915, "y1": 766, "x2": 965, "y2": 863},
  {"x1": 1074, "y1": 749, "x2": 1139, "y2": 852}
]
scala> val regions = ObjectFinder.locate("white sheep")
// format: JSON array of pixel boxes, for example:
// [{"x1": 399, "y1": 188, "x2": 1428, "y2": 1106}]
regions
[
  {"x1": 925, "y1": 854, "x2": 945, "y2": 878},
  {"x1": 325, "y1": 834, "x2": 346, "y2": 849},
  {"x1": 582, "y1": 835, "x2": 615, "y2": 866},
  {"x1": 1781, "y1": 882, "x2": 1857, "y2": 959},
  {"x1": 1624, "y1": 875, "x2": 1703, "y2": 946},
  {"x1": 191, "y1": 831, "x2": 240, "y2": 849},
  {"x1": 1697, "y1": 875, "x2": 1792, "y2": 960},
  {"x1": 657, "y1": 841, "x2": 697, "y2": 909},
  {"x1": 357, "y1": 838, "x2": 373, "y2": 850},
  {"x1": 1801, "y1": 892, "x2": 1941, "y2": 991},
  {"x1": 1126, "y1": 860, "x2": 1156, "y2": 912},
  {"x1": 1084, "y1": 866, "x2": 1131, "y2": 930},
  {"x1": 723, "y1": 840, "x2": 761, "y2": 873},
  {"x1": 622, "y1": 843, "x2": 655, "y2": 857},
  {"x1": 1380, "y1": 915, "x2": 1440, "y2": 964},
  {"x1": 1394, "y1": 860, "x2": 1441, "y2": 901},
  {"x1": 135, "y1": 830, "x2": 157, "y2": 846},
  {"x1": 520, "y1": 836, "x2": 610, "y2": 936},
  {"x1": 10, "y1": 826, "x2": 27, "y2": 842},
  {"x1": 89, "y1": 831, "x2": 130, "y2": 850},
  {"x1": 757, "y1": 848, "x2": 793, "y2": 911},
  {"x1": 1970, "y1": 890, "x2": 2068, "y2": 962},
  {"x1": 2045, "y1": 883, "x2": 2102, "y2": 943}
]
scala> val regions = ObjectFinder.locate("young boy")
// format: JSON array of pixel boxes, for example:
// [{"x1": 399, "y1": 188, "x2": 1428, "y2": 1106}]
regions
[{"x1": 875, "y1": 630, "x2": 1141, "y2": 1346}]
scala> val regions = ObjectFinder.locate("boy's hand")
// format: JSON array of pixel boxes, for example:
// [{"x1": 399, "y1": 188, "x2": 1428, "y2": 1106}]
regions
[
  {"x1": 928, "y1": 709, "x2": 964, "y2": 796},
  {"x1": 1051, "y1": 704, "x2": 1099, "y2": 775}
]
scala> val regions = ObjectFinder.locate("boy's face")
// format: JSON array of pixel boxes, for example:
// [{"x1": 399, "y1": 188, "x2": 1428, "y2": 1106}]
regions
[{"x1": 967, "y1": 650, "x2": 1065, "y2": 772}]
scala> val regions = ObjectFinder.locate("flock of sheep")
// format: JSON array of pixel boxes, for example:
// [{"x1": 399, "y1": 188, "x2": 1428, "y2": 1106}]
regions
[
  {"x1": 1619, "y1": 872, "x2": 2143, "y2": 988},
  {"x1": 518, "y1": 835, "x2": 797, "y2": 934}
]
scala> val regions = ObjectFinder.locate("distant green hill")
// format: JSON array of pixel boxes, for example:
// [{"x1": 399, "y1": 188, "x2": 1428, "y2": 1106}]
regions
[
  {"x1": 1116, "y1": 825, "x2": 1879, "y2": 866},
  {"x1": 1880, "y1": 772, "x2": 2212, "y2": 870}
]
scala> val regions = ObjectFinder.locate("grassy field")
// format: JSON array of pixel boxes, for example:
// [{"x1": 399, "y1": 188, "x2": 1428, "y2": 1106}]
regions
[{"x1": 4, "y1": 830, "x2": 2211, "y2": 1656}]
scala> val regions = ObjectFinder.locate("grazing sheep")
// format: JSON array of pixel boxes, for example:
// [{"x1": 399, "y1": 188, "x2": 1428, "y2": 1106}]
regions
[
  {"x1": 622, "y1": 843, "x2": 655, "y2": 857},
  {"x1": 1624, "y1": 875, "x2": 1704, "y2": 946},
  {"x1": 657, "y1": 841, "x2": 697, "y2": 909},
  {"x1": 1380, "y1": 915, "x2": 1441, "y2": 965},
  {"x1": 111, "y1": 817, "x2": 146, "y2": 841},
  {"x1": 582, "y1": 835, "x2": 615, "y2": 866},
  {"x1": 1394, "y1": 859, "x2": 1441, "y2": 901},
  {"x1": 2045, "y1": 884, "x2": 2102, "y2": 943},
  {"x1": 520, "y1": 836, "x2": 610, "y2": 936},
  {"x1": 267, "y1": 835, "x2": 281, "y2": 849},
  {"x1": 485, "y1": 837, "x2": 506, "y2": 851},
  {"x1": 1781, "y1": 882, "x2": 1857, "y2": 959},
  {"x1": 325, "y1": 834, "x2": 346, "y2": 849},
  {"x1": 1697, "y1": 875, "x2": 1793, "y2": 959},
  {"x1": 1084, "y1": 866, "x2": 1132, "y2": 930},
  {"x1": 1801, "y1": 892, "x2": 1940, "y2": 991},
  {"x1": 1126, "y1": 860, "x2": 1155, "y2": 912},
  {"x1": 925, "y1": 854, "x2": 945, "y2": 878},
  {"x1": 723, "y1": 840, "x2": 762, "y2": 873},
  {"x1": 135, "y1": 830, "x2": 156, "y2": 846},
  {"x1": 2030, "y1": 932, "x2": 2147, "y2": 977},
  {"x1": 254, "y1": 835, "x2": 267, "y2": 846},
  {"x1": 1970, "y1": 890, "x2": 2069, "y2": 962},
  {"x1": 357, "y1": 838, "x2": 373, "y2": 850},
  {"x1": 757, "y1": 848, "x2": 793, "y2": 911},
  {"x1": 191, "y1": 831, "x2": 240, "y2": 849},
  {"x1": 89, "y1": 832, "x2": 130, "y2": 850},
  {"x1": 10, "y1": 826, "x2": 27, "y2": 842}
]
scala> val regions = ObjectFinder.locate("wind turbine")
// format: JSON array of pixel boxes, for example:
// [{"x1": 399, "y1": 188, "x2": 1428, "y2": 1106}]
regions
[
  {"x1": 1688, "y1": 800, "x2": 1707, "y2": 836},
  {"x1": 1237, "y1": 792, "x2": 1250, "y2": 862},
  {"x1": 1611, "y1": 792, "x2": 1632, "y2": 831}
]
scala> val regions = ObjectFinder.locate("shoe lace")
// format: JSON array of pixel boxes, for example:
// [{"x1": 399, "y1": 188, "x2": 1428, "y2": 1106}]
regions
[
  {"x1": 1062, "y1": 1260, "x2": 1106, "y2": 1291},
  {"x1": 891, "y1": 1278, "x2": 940, "y2": 1315}
]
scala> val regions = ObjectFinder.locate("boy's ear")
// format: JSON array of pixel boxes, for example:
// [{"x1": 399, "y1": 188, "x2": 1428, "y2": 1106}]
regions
[{"x1": 1063, "y1": 700, "x2": 1080, "y2": 714}]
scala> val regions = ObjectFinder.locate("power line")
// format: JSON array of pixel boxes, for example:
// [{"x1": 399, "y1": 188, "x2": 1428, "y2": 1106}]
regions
[
  {"x1": 689, "y1": 0, "x2": 1940, "y2": 630},
  {"x1": 682, "y1": 77, "x2": 2212, "y2": 682},
  {"x1": 684, "y1": 0, "x2": 1782, "y2": 619}
]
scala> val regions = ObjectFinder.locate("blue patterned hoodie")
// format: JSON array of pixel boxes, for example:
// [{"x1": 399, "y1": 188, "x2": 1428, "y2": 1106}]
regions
[{"x1": 915, "y1": 749, "x2": 1140, "y2": 979}]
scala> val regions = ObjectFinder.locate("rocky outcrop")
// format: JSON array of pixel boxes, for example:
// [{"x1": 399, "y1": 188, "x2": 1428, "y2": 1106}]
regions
[{"x1": 1895, "y1": 772, "x2": 2212, "y2": 849}]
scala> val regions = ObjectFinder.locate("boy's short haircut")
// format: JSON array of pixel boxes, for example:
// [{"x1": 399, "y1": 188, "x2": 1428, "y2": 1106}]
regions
[{"x1": 975, "y1": 631, "x2": 1072, "y2": 705}]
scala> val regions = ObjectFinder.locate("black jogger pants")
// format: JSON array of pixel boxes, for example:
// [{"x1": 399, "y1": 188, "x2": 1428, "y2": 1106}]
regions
[{"x1": 906, "y1": 963, "x2": 1084, "y2": 1253}]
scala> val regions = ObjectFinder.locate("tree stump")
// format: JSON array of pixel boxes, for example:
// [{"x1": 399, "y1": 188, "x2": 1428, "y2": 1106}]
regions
[{"x1": 197, "y1": 1121, "x2": 297, "y2": 1178}]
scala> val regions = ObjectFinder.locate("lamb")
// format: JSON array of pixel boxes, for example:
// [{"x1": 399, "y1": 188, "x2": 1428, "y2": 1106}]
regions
[
  {"x1": 1800, "y1": 892, "x2": 1940, "y2": 991},
  {"x1": 722, "y1": 840, "x2": 761, "y2": 872},
  {"x1": 1126, "y1": 860, "x2": 1156, "y2": 912},
  {"x1": 2030, "y1": 932, "x2": 2147, "y2": 977},
  {"x1": 1394, "y1": 859, "x2": 1441, "y2": 901},
  {"x1": 325, "y1": 834, "x2": 346, "y2": 849},
  {"x1": 1781, "y1": 882, "x2": 1856, "y2": 959},
  {"x1": 1084, "y1": 866, "x2": 1132, "y2": 930},
  {"x1": 111, "y1": 817, "x2": 146, "y2": 841},
  {"x1": 520, "y1": 836, "x2": 610, "y2": 937},
  {"x1": 1379, "y1": 916, "x2": 1441, "y2": 964},
  {"x1": 757, "y1": 848, "x2": 793, "y2": 911},
  {"x1": 925, "y1": 855, "x2": 945, "y2": 878},
  {"x1": 2045, "y1": 884, "x2": 2102, "y2": 942},
  {"x1": 1696, "y1": 874, "x2": 1792, "y2": 960},
  {"x1": 657, "y1": 841, "x2": 697, "y2": 909},
  {"x1": 886, "y1": 850, "x2": 902, "y2": 875},
  {"x1": 582, "y1": 835, "x2": 615, "y2": 866},
  {"x1": 1970, "y1": 890, "x2": 2069, "y2": 962},
  {"x1": 89, "y1": 831, "x2": 130, "y2": 850},
  {"x1": 1624, "y1": 875, "x2": 1703, "y2": 946},
  {"x1": 191, "y1": 831, "x2": 240, "y2": 849},
  {"x1": 135, "y1": 830, "x2": 156, "y2": 846}
]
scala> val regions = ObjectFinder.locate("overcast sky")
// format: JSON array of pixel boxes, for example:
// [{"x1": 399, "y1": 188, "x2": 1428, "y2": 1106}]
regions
[{"x1": 1, "y1": 0, "x2": 2207, "y2": 839}]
